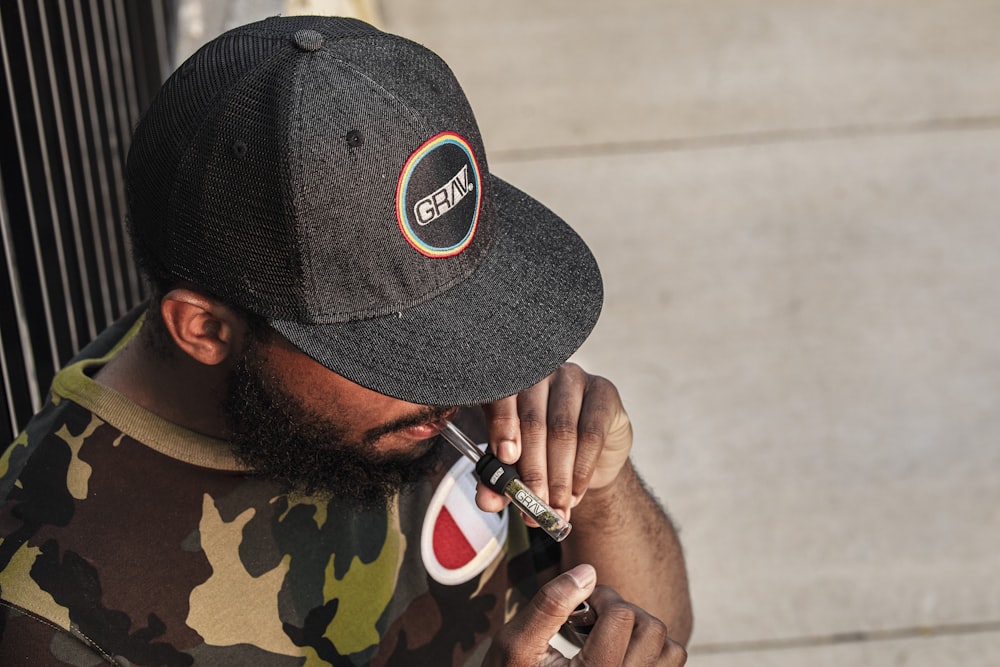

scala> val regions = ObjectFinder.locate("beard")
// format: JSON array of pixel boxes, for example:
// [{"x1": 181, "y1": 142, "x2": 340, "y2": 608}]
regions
[{"x1": 222, "y1": 334, "x2": 451, "y2": 510}]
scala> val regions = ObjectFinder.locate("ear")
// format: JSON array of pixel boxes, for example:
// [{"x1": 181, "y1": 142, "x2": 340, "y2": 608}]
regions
[{"x1": 159, "y1": 289, "x2": 241, "y2": 366}]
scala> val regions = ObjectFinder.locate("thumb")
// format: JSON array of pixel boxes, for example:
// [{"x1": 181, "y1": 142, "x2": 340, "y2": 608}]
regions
[{"x1": 498, "y1": 565, "x2": 597, "y2": 662}]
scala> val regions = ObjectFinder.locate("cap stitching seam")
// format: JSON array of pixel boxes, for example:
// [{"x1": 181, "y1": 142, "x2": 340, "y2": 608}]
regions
[
  {"x1": 328, "y1": 52, "x2": 488, "y2": 312},
  {"x1": 291, "y1": 51, "x2": 433, "y2": 318},
  {"x1": 322, "y1": 53, "x2": 431, "y2": 133},
  {"x1": 291, "y1": 53, "x2": 311, "y2": 317},
  {"x1": 288, "y1": 51, "x2": 459, "y2": 323}
]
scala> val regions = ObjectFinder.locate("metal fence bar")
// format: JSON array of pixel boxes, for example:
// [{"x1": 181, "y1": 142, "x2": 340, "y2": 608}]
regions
[
  {"x1": 17, "y1": 0, "x2": 84, "y2": 357},
  {"x1": 1, "y1": 0, "x2": 173, "y2": 439},
  {"x1": 0, "y1": 171, "x2": 39, "y2": 443},
  {"x1": 35, "y1": 0, "x2": 98, "y2": 343},
  {"x1": 68, "y1": 0, "x2": 125, "y2": 323},
  {"x1": 104, "y1": 0, "x2": 143, "y2": 307},
  {"x1": 55, "y1": 0, "x2": 114, "y2": 336},
  {"x1": 1, "y1": 1, "x2": 64, "y2": 388}
]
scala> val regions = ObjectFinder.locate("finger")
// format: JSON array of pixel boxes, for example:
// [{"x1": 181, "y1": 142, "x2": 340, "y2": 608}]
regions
[
  {"x1": 515, "y1": 377, "x2": 551, "y2": 506},
  {"x1": 659, "y1": 638, "x2": 689, "y2": 666},
  {"x1": 621, "y1": 609, "x2": 670, "y2": 667},
  {"x1": 574, "y1": 586, "x2": 633, "y2": 666},
  {"x1": 474, "y1": 481, "x2": 508, "y2": 514},
  {"x1": 582, "y1": 586, "x2": 682, "y2": 667},
  {"x1": 570, "y1": 375, "x2": 618, "y2": 503},
  {"x1": 482, "y1": 395, "x2": 521, "y2": 464},
  {"x1": 494, "y1": 565, "x2": 597, "y2": 665},
  {"x1": 544, "y1": 364, "x2": 587, "y2": 514}
]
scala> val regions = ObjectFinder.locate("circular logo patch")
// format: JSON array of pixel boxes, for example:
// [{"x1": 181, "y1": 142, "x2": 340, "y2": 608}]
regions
[{"x1": 396, "y1": 132, "x2": 482, "y2": 258}]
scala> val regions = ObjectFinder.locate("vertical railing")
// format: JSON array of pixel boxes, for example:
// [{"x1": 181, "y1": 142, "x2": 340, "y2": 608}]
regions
[{"x1": 0, "y1": 0, "x2": 174, "y2": 441}]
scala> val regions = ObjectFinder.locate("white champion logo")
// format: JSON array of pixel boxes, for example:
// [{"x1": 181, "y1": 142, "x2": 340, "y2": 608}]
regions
[
  {"x1": 413, "y1": 164, "x2": 474, "y2": 226},
  {"x1": 421, "y1": 446, "x2": 509, "y2": 586}
]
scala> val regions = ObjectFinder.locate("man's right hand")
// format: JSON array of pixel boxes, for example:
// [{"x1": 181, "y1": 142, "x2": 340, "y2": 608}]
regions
[{"x1": 484, "y1": 564, "x2": 688, "y2": 666}]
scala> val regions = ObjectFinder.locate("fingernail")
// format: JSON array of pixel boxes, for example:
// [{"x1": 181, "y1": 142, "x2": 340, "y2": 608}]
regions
[
  {"x1": 497, "y1": 439, "x2": 518, "y2": 463},
  {"x1": 565, "y1": 564, "x2": 597, "y2": 591}
]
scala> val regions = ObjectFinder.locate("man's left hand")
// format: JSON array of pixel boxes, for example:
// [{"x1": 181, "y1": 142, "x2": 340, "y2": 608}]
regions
[{"x1": 478, "y1": 363, "x2": 633, "y2": 523}]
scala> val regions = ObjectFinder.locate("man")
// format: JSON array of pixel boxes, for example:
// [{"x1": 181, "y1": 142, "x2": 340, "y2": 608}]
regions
[{"x1": 0, "y1": 16, "x2": 691, "y2": 666}]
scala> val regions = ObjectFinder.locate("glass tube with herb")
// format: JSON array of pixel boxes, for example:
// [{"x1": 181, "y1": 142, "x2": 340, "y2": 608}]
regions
[{"x1": 440, "y1": 420, "x2": 572, "y2": 542}]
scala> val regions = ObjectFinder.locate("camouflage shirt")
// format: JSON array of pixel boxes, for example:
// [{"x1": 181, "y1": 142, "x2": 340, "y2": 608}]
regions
[{"x1": 0, "y1": 311, "x2": 560, "y2": 666}]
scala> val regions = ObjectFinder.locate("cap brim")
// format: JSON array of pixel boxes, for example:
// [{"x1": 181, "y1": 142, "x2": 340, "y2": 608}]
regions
[{"x1": 270, "y1": 176, "x2": 603, "y2": 405}]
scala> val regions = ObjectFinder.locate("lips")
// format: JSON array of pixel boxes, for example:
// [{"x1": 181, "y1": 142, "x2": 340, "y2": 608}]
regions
[
  {"x1": 399, "y1": 421, "x2": 446, "y2": 439},
  {"x1": 397, "y1": 407, "x2": 458, "y2": 440}
]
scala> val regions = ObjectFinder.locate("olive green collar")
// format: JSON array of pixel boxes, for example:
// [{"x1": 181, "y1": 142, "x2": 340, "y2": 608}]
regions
[{"x1": 51, "y1": 315, "x2": 246, "y2": 472}]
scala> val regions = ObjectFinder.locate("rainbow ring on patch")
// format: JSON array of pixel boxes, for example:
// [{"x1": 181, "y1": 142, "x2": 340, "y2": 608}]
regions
[{"x1": 395, "y1": 131, "x2": 483, "y2": 258}]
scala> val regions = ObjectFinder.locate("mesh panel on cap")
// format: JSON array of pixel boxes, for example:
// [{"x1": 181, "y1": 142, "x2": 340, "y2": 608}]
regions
[
  {"x1": 126, "y1": 30, "x2": 289, "y2": 291},
  {"x1": 168, "y1": 42, "x2": 307, "y2": 317},
  {"x1": 125, "y1": 17, "x2": 384, "y2": 315}
]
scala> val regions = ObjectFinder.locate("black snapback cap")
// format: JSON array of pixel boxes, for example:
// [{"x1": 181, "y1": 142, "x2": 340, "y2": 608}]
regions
[{"x1": 126, "y1": 16, "x2": 603, "y2": 405}]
